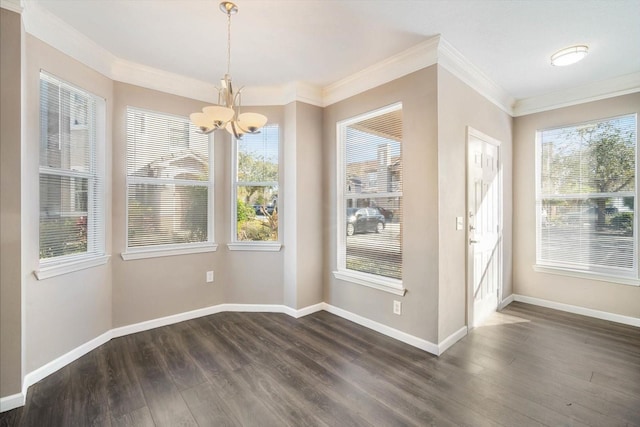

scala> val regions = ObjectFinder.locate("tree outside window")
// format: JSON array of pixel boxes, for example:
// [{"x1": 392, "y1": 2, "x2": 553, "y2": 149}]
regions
[
  {"x1": 537, "y1": 114, "x2": 637, "y2": 276},
  {"x1": 233, "y1": 125, "x2": 279, "y2": 242}
]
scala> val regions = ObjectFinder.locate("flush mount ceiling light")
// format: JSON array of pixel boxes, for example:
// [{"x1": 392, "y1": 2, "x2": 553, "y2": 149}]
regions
[
  {"x1": 550, "y1": 45, "x2": 589, "y2": 67},
  {"x1": 190, "y1": 1, "x2": 267, "y2": 139}
]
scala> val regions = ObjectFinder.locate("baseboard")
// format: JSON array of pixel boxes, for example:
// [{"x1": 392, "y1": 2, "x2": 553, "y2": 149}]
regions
[
  {"x1": 498, "y1": 294, "x2": 515, "y2": 310},
  {"x1": 111, "y1": 305, "x2": 226, "y2": 338},
  {"x1": 322, "y1": 303, "x2": 440, "y2": 355},
  {"x1": 111, "y1": 302, "x2": 324, "y2": 338},
  {"x1": 287, "y1": 302, "x2": 325, "y2": 318},
  {"x1": 437, "y1": 326, "x2": 468, "y2": 355},
  {"x1": 0, "y1": 392, "x2": 25, "y2": 413},
  {"x1": 513, "y1": 294, "x2": 640, "y2": 327},
  {"x1": 22, "y1": 329, "x2": 112, "y2": 401}
]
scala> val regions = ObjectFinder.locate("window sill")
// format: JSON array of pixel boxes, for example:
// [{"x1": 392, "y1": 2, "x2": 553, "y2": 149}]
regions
[
  {"x1": 333, "y1": 270, "x2": 406, "y2": 296},
  {"x1": 227, "y1": 242, "x2": 282, "y2": 252},
  {"x1": 121, "y1": 243, "x2": 218, "y2": 261},
  {"x1": 35, "y1": 254, "x2": 110, "y2": 280},
  {"x1": 533, "y1": 264, "x2": 640, "y2": 287}
]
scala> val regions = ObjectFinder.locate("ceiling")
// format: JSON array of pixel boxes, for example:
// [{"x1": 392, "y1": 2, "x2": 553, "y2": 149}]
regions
[{"x1": 28, "y1": 0, "x2": 640, "y2": 109}]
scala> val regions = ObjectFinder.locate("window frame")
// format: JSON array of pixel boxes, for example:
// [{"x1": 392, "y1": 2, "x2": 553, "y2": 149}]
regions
[
  {"x1": 36, "y1": 72, "x2": 108, "y2": 280},
  {"x1": 534, "y1": 113, "x2": 639, "y2": 286},
  {"x1": 229, "y1": 124, "x2": 281, "y2": 251},
  {"x1": 333, "y1": 103, "x2": 406, "y2": 296},
  {"x1": 121, "y1": 107, "x2": 217, "y2": 260}
]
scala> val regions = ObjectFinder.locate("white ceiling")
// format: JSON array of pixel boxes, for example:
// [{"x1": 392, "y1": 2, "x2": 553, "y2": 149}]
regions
[{"x1": 29, "y1": 0, "x2": 640, "y2": 107}]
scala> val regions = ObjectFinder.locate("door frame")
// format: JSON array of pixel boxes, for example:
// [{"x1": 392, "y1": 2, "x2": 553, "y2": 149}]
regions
[{"x1": 466, "y1": 126, "x2": 503, "y2": 329}]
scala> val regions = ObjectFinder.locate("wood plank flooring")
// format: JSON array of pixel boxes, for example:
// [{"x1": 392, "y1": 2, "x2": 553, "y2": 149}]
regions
[{"x1": 1, "y1": 302, "x2": 639, "y2": 426}]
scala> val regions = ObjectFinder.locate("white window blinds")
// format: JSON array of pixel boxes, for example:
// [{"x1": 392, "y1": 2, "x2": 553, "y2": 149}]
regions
[
  {"x1": 339, "y1": 104, "x2": 403, "y2": 281},
  {"x1": 233, "y1": 125, "x2": 279, "y2": 241},
  {"x1": 537, "y1": 114, "x2": 637, "y2": 278},
  {"x1": 39, "y1": 72, "x2": 104, "y2": 262},
  {"x1": 126, "y1": 108, "x2": 212, "y2": 249}
]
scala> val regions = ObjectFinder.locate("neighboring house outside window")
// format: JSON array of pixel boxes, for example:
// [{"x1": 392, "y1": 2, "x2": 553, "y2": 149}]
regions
[
  {"x1": 232, "y1": 125, "x2": 279, "y2": 243},
  {"x1": 125, "y1": 108, "x2": 213, "y2": 254},
  {"x1": 334, "y1": 103, "x2": 404, "y2": 295},
  {"x1": 39, "y1": 72, "x2": 105, "y2": 265},
  {"x1": 536, "y1": 114, "x2": 638, "y2": 283}
]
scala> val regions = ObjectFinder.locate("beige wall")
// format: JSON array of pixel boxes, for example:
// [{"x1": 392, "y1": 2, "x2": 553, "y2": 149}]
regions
[
  {"x1": 22, "y1": 35, "x2": 114, "y2": 372},
  {"x1": 0, "y1": 8, "x2": 23, "y2": 397},
  {"x1": 283, "y1": 101, "x2": 324, "y2": 309},
  {"x1": 323, "y1": 67, "x2": 441, "y2": 343},
  {"x1": 437, "y1": 67, "x2": 513, "y2": 340},
  {"x1": 513, "y1": 93, "x2": 640, "y2": 318}
]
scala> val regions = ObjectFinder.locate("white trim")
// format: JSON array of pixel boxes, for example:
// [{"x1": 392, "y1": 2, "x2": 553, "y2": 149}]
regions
[
  {"x1": 19, "y1": 2, "x2": 638, "y2": 115},
  {"x1": 121, "y1": 243, "x2": 218, "y2": 261},
  {"x1": 287, "y1": 302, "x2": 325, "y2": 318},
  {"x1": 514, "y1": 72, "x2": 640, "y2": 117},
  {"x1": 333, "y1": 270, "x2": 406, "y2": 296},
  {"x1": 532, "y1": 265, "x2": 640, "y2": 287},
  {"x1": 34, "y1": 254, "x2": 110, "y2": 280},
  {"x1": 323, "y1": 303, "x2": 439, "y2": 355},
  {"x1": 513, "y1": 294, "x2": 640, "y2": 328},
  {"x1": 227, "y1": 242, "x2": 282, "y2": 252},
  {"x1": 112, "y1": 302, "x2": 323, "y2": 338},
  {"x1": 22, "y1": 0, "x2": 114, "y2": 78},
  {"x1": 438, "y1": 326, "x2": 468, "y2": 355},
  {"x1": 0, "y1": 0, "x2": 22, "y2": 13},
  {"x1": 112, "y1": 304, "x2": 225, "y2": 338},
  {"x1": 21, "y1": 1, "x2": 636, "y2": 116},
  {"x1": 22, "y1": 329, "x2": 112, "y2": 400},
  {"x1": 437, "y1": 38, "x2": 515, "y2": 115},
  {"x1": 0, "y1": 393, "x2": 25, "y2": 413},
  {"x1": 282, "y1": 81, "x2": 324, "y2": 107},
  {"x1": 323, "y1": 37, "x2": 440, "y2": 107},
  {"x1": 498, "y1": 294, "x2": 515, "y2": 310},
  {"x1": 112, "y1": 58, "x2": 217, "y2": 105}
]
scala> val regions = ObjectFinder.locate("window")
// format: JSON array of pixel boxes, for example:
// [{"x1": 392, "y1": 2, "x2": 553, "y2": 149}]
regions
[
  {"x1": 125, "y1": 108, "x2": 213, "y2": 254},
  {"x1": 39, "y1": 72, "x2": 105, "y2": 264},
  {"x1": 232, "y1": 125, "x2": 279, "y2": 243},
  {"x1": 536, "y1": 114, "x2": 637, "y2": 282},
  {"x1": 335, "y1": 104, "x2": 404, "y2": 294}
]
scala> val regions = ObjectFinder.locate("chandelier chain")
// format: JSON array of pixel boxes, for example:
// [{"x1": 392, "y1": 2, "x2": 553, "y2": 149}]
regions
[{"x1": 226, "y1": 11, "x2": 231, "y2": 76}]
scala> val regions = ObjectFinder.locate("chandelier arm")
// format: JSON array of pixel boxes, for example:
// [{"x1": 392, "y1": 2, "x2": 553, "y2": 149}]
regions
[{"x1": 234, "y1": 88, "x2": 243, "y2": 113}]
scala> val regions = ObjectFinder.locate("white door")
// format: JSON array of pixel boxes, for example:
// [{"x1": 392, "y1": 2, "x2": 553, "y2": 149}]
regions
[{"x1": 467, "y1": 128, "x2": 502, "y2": 328}]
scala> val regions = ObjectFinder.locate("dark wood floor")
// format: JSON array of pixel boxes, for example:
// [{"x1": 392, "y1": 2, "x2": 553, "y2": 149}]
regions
[{"x1": 1, "y1": 302, "x2": 639, "y2": 426}]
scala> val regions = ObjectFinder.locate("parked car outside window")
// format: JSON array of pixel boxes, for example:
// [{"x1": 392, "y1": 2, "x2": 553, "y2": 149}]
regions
[{"x1": 346, "y1": 207, "x2": 385, "y2": 236}]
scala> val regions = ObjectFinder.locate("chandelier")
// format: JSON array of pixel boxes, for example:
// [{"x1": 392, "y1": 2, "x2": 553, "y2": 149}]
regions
[{"x1": 190, "y1": 1, "x2": 267, "y2": 139}]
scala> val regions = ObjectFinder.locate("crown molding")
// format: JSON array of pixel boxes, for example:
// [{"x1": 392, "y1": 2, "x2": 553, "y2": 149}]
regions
[
  {"x1": 437, "y1": 37, "x2": 515, "y2": 114},
  {"x1": 0, "y1": 0, "x2": 22, "y2": 14},
  {"x1": 111, "y1": 58, "x2": 217, "y2": 104},
  {"x1": 19, "y1": 2, "x2": 636, "y2": 115},
  {"x1": 513, "y1": 72, "x2": 640, "y2": 116},
  {"x1": 22, "y1": 0, "x2": 114, "y2": 78},
  {"x1": 322, "y1": 36, "x2": 440, "y2": 107},
  {"x1": 238, "y1": 82, "x2": 323, "y2": 107},
  {"x1": 283, "y1": 81, "x2": 324, "y2": 107}
]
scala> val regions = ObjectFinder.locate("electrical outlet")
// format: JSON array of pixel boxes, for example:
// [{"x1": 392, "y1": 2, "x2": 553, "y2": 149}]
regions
[
  {"x1": 206, "y1": 271, "x2": 214, "y2": 283},
  {"x1": 393, "y1": 300, "x2": 402, "y2": 315}
]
